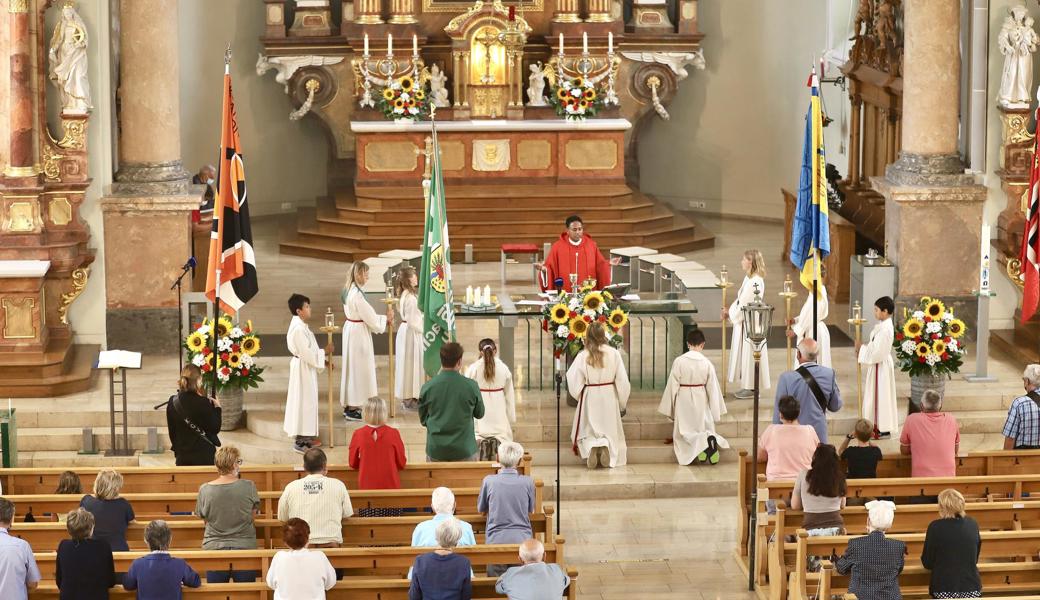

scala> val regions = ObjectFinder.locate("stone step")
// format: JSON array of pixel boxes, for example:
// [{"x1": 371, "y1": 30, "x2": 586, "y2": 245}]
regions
[
  {"x1": 15, "y1": 451, "x2": 143, "y2": 468},
  {"x1": 535, "y1": 463, "x2": 739, "y2": 501},
  {"x1": 17, "y1": 426, "x2": 167, "y2": 452},
  {"x1": 12, "y1": 410, "x2": 168, "y2": 429}
]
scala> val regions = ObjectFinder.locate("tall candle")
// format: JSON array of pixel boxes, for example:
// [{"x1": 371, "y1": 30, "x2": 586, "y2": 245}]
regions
[
  {"x1": 388, "y1": 33, "x2": 393, "y2": 55},
  {"x1": 484, "y1": 285, "x2": 491, "y2": 307},
  {"x1": 466, "y1": 285, "x2": 473, "y2": 305},
  {"x1": 559, "y1": 33, "x2": 564, "y2": 55},
  {"x1": 608, "y1": 32, "x2": 613, "y2": 53},
  {"x1": 364, "y1": 33, "x2": 369, "y2": 56},
  {"x1": 582, "y1": 31, "x2": 588, "y2": 54},
  {"x1": 412, "y1": 34, "x2": 418, "y2": 55},
  {"x1": 980, "y1": 221, "x2": 991, "y2": 292}
]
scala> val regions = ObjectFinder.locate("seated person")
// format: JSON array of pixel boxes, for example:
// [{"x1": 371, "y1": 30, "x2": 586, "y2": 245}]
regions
[
  {"x1": 758, "y1": 396, "x2": 819, "y2": 480},
  {"x1": 835, "y1": 500, "x2": 904, "y2": 600},
  {"x1": 56, "y1": 508, "x2": 115, "y2": 600},
  {"x1": 123, "y1": 520, "x2": 202, "y2": 599},
  {"x1": 408, "y1": 518, "x2": 472, "y2": 600},
  {"x1": 79, "y1": 469, "x2": 135, "y2": 552},
  {"x1": 496, "y1": 538, "x2": 570, "y2": 600},
  {"x1": 266, "y1": 518, "x2": 337, "y2": 600},
  {"x1": 411, "y1": 487, "x2": 477, "y2": 547}
]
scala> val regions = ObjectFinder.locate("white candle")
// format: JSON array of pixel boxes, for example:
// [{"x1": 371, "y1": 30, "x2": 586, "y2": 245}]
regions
[
  {"x1": 559, "y1": 33, "x2": 564, "y2": 55},
  {"x1": 608, "y1": 32, "x2": 613, "y2": 53},
  {"x1": 582, "y1": 32, "x2": 588, "y2": 54},
  {"x1": 412, "y1": 34, "x2": 418, "y2": 56},
  {"x1": 364, "y1": 34, "x2": 369, "y2": 56},
  {"x1": 388, "y1": 33, "x2": 393, "y2": 55},
  {"x1": 484, "y1": 285, "x2": 491, "y2": 307},
  {"x1": 466, "y1": 285, "x2": 473, "y2": 305}
]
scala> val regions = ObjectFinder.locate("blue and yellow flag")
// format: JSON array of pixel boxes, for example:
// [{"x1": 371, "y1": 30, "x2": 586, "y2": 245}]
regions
[{"x1": 789, "y1": 70, "x2": 830, "y2": 296}]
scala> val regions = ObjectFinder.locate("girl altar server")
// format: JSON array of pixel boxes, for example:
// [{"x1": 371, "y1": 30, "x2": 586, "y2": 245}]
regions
[
  {"x1": 568, "y1": 322, "x2": 631, "y2": 469},
  {"x1": 340, "y1": 261, "x2": 393, "y2": 422},
  {"x1": 465, "y1": 339, "x2": 517, "y2": 449},
  {"x1": 723, "y1": 249, "x2": 771, "y2": 399},
  {"x1": 789, "y1": 282, "x2": 832, "y2": 369},
  {"x1": 393, "y1": 266, "x2": 424, "y2": 410},
  {"x1": 658, "y1": 328, "x2": 728, "y2": 465}
]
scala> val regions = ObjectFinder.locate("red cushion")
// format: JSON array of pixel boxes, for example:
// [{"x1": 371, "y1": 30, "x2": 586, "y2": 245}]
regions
[{"x1": 501, "y1": 244, "x2": 540, "y2": 253}]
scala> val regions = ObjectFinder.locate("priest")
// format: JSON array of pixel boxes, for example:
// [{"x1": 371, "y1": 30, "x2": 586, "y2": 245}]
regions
[{"x1": 536, "y1": 215, "x2": 621, "y2": 291}]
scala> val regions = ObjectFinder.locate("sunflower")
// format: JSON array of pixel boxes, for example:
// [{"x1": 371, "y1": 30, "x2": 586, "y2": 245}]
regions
[
  {"x1": 608, "y1": 308, "x2": 628, "y2": 329},
  {"x1": 399, "y1": 76, "x2": 414, "y2": 91},
  {"x1": 186, "y1": 332, "x2": 206, "y2": 352},
  {"x1": 228, "y1": 353, "x2": 243, "y2": 368},
  {"x1": 414, "y1": 89, "x2": 425, "y2": 100},
  {"x1": 932, "y1": 340, "x2": 947, "y2": 356},
  {"x1": 583, "y1": 292, "x2": 604, "y2": 312},
  {"x1": 215, "y1": 317, "x2": 233, "y2": 338},
  {"x1": 394, "y1": 98, "x2": 405, "y2": 109},
  {"x1": 902, "y1": 318, "x2": 924, "y2": 339},
  {"x1": 925, "y1": 299, "x2": 946, "y2": 320},
  {"x1": 579, "y1": 99, "x2": 589, "y2": 109},
  {"x1": 573, "y1": 77, "x2": 585, "y2": 88},
  {"x1": 206, "y1": 353, "x2": 222, "y2": 369},
  {"x1": 583, "y1": 88, "x2": 597, "y2": 100},
  {"x1": 947, "y1": 319, "x2": 966, "y2": 339},
  {"x1": 240, "y1": 335, "x2": 261, "y2": 356},
  {"x1": 549, "y1": 303, "x2": 570, "y2": 325},
  {"x1": 557, "y1": 87, "x2": 569, "y2": 101},
  {"x1": 569, "y1": 316, "x2": 589, "y2": 338},
  {"x1": 915, "y1": 342, "x2": 930, "y2": 357},
  {"x1": 382, "y1": 88, "x2": 395, "y2": 101}
]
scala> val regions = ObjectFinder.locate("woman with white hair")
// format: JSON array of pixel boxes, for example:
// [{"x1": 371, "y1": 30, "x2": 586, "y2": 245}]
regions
[
  {"x1": 835, "y1": 500, "x2": 905, "y2": 600},
  {"x1": 410, "y1": 487, "x2": 477, "y2": 547},
  {"x1": 1002, "y1": 364, "x2": 1040, "y2": 449},
  {"x1": 408, "y1": 518, "x2": 473, "y2": 599},
  {"x1": 922, "y1": 489, "x2": 982, "y2": 598}
]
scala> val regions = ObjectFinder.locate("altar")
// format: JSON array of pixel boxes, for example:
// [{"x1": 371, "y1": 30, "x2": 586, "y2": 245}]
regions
[{"x1": 352, "y1": 118, "x2": 630, "y2": 185}]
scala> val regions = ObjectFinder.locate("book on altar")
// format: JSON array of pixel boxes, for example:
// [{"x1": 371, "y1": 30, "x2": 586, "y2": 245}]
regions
[{"x1": 97, "y1": 350, "x2": 142, "y2": 370}]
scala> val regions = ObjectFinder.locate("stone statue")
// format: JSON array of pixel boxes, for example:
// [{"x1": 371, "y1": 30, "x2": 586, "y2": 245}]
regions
[
  {"x1": 527, "y1": 62, "x2": 547, "y2": 107},
  {"x1": 430, "y1": 64, "x2": 450, "y2": 108},
  {"x1": 998, "y1": 5, "x2": 1039, "y2": 108},
  {"x1": 48, "y1": 2, "x2": 91, "y2": 115}
]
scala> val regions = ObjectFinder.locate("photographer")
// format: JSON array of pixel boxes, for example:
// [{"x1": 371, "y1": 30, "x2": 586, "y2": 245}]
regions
[{"x1": 166, "y1": 365, "x2": 222, "y2": 466}]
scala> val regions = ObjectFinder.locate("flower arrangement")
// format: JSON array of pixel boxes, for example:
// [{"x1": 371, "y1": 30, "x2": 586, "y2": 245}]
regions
[
  {"x1": 550, "y1": 76, "x2": 602, "y2": 121},
  {"x1": 379, "y1": 75, "x2": 428, "y2": 121},
  {"x1": 185, "y1": 316, "x2": 266, "y2": 390},
  {"x1": 893, "y1": 296, "x2": 967, "y2": 377},
  {"x1": 541, "y1": 282, "x2": 628, "y2": 358}
]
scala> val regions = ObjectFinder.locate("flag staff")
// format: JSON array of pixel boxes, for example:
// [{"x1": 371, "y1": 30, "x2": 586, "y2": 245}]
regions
[{"x1": 209, "y1": 44, "x2": 232, "y2": 400}]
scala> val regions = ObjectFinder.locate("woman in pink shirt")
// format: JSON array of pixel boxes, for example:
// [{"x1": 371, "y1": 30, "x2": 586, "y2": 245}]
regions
[{"x1": 758, "y1": 395, "x2": 820, "y2": 480}]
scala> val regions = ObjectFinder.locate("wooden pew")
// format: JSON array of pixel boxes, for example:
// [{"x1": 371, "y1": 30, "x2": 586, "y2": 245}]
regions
[
  {"x1": 736, "y1": 448, "x2": 1040, "y2": 562},
  {"x1": 9, "y1": 510, "x2": 554, "y2": 550},
  {"x1": 32, "y1": 539, "x2": 568, "y2": 581},
  {"x1": 5, "y1": 480, "x2": 545, "y2": 520},
  {"x1": 0, "y1": 456, "x2": 533, "y2": 495},
  {"x1": 30, "y1": 569, "x2": 581, "y2": 600},
  {"x1": 820, "y1": 560, "x2": 1040, "y2": 600}
]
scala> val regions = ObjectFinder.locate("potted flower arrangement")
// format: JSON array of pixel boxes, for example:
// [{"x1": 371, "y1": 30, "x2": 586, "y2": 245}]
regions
[
  {"x1": 550, "y1": 76, "x2": 602, "y2": 121},
  {"x1": 379, "y1": 74, "x2": 429, "y2": 122},
  {"x1": 541, "y1": 282, "x2": 628, "y2": 359},
  {"x1": 185, "y1": 315, "x2": 265, "y2": 430},
  {"x1": 892, "y1": 296, "x2": 967, "y2": 407}
]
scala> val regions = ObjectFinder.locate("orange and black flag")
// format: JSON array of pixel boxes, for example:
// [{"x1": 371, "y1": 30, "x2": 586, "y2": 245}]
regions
[{"x1": 205, "y1": 59, "x2": 258, "y2": 315}]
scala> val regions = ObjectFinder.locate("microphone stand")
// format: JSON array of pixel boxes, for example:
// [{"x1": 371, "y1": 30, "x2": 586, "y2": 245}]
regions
[
  {"x1": 170, "y1": 262, "x2": 193, "y2": 370},
  {"x1": 554, "y1": 355, "x2": 563, "y2": 535}
]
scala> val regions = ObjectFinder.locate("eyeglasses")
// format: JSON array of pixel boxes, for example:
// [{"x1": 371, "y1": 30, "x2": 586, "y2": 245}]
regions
[{"x1": 236, "y1": 458, "x2": 244, "y2": 466}]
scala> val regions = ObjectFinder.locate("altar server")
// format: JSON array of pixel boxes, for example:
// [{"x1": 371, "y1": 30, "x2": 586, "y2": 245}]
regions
[
  {"x1": 340, "y1": 262, "x2": 393, "y2": 422},
  {"x1": 723, "y1": 249, "x2": 771, "y2": 398},
  {"x1": 789, "y1": 283, "x2": 832, "y2": 369},
  {"x1": 465, "y1": 339, "x2": 517, "y2": 453},
  {"x1": 568, "y1": 322, "x2": 630, "y2": 469},
  {"x1": 394, "y1": 266, "x2": 424, "y2": 410},
  {"x1": 858, "y1": 296, "x2": 899, "y2": 438},
  {"x1": 658, "y1": 328, "x2": 728, "y2": 465},
  {"x1": 284, "y1": 293, "x2": 332, "y2": 453}
]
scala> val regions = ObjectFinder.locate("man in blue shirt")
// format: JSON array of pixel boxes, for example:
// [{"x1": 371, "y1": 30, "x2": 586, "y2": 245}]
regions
[
  {"x1": 496, "y1": 538, "x2": 571, "y2": 600},
  {"x1": 773, "y1": 339, "x2": 842, "y2": 443},
  {"x1": 0, "y1": 497, "x2": 41, "y2": 600},
  {"x1": 411, "y1": 487, "x2": 477, "y2": 547},
  {"x1": 1003, "y1": 364, "x2": 1040, "y2": 449},
  {"x1": 123, "y1": 520, "x2": 201, "y2": 600}
]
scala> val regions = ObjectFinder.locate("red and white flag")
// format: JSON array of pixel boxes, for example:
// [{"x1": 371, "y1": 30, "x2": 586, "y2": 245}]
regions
[{"x1": 1021, "y1": 111, "x2": 1040, "y2": 322}]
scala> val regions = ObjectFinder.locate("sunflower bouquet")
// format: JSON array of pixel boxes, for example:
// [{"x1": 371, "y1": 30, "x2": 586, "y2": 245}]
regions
[
  {"x1": 549, "y1": 76, "x2": 602, "y2": 121},
  {"x1": 893, "y1": 296, "x2": 968, "y2": 377},
  {"x1": 184, "y1": 316, "x2": 266, "y2": 391},
  {"x1": 541, "y1": 283, "x2": 628, "y2": 358},
  {"x1": 379, "y1": 74, "x2": 429, "y2": 121}
]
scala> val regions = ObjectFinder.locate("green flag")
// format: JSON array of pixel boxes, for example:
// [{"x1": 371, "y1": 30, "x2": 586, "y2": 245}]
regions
[{"x1": 418, "y1": 127, "x2": 456, "y2": 377}]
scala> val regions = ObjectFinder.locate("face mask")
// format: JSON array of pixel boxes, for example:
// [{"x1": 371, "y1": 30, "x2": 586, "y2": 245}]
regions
[{"x1": 206, "y1": 178, "x2": 215, "y2": 185}]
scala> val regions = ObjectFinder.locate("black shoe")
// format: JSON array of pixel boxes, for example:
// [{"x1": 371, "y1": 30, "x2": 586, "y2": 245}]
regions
[
  {"x1": 343, "y1": 407, "x2": 363, "y2": 422},
  {"x1": 292, "y1": 441, "x2": 308, "y2": 454},
  {"x1": 706, "y1": 436, "x2": 721, "y2": 465}
]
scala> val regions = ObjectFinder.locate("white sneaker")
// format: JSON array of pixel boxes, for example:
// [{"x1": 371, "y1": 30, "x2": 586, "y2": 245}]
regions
[{"x1": 733, "y1": 389, "x2": 755, "y2": 399}]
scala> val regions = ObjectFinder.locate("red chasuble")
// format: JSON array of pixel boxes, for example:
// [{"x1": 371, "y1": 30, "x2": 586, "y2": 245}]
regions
[{"x1": 540, "y1": 232, "x2": 613, "y2": 291}]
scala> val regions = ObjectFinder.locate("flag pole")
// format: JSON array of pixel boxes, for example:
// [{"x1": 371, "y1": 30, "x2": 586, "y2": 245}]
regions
[
  {"x1": 210, "y1": 45, "x2": 232, "y2": 400},
  {"x1": 812, "y1": 249, "x2": 818, "y2": 341},
  {"x1": 429, "y1": 107, "x2": 456, "y2": 343}
]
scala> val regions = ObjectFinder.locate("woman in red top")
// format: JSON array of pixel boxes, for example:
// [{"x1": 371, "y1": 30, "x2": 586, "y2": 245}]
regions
[{"x1": 349, "y1": 397, "x2": 407, "y2": 516}]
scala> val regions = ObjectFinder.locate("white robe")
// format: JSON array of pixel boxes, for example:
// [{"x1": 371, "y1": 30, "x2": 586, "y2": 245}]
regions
[
  {"x1": 567, "y1": 346, "x2": 631, "y2": 468},
  {"x1": 858, "y1": 318, "x2": 899, "y2": 434},
  {"x1": 727, "y1": 275, "x2": 771, "y2": 390},
  {"x1": 340, "y1": 286, "x2": 387, "y2": 408},
  {"x1": 790, "y1": 285, "x2": 832, "y2": 370},
  {"x1": 464, "y1": 358, "x2": 517, "y2": 442},
  {"x1": 284, "y1": 316, "x2": 326, "y2": 437},
  {"x1": 395, "y1": 290, "x2": 424, "y2": 400},
  {"x1": 657, "y1": 350, "x2": 729, "y2": 465}
]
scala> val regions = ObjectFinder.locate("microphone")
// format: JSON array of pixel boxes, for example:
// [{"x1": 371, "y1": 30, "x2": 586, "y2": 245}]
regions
[
  {"x1": 182, "y1": 256, "x2": 197, "y2": 271},
  {"x1": 553, "y1": 278, "x2": 564, "y2": 292}
]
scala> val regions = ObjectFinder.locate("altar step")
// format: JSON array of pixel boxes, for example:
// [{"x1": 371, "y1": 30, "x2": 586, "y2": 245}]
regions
[
  {"x1": 280, "y1": 184, "x2": 714, "y2": 262},
  {"x1": 0, "y1": 340, "x2": 99, "y2": 397}
]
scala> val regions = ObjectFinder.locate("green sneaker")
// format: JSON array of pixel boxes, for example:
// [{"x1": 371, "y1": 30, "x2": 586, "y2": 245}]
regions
[
  {"x1": 707, "y1": 436, "x2": 721, "y2": 465},
  {"x1": 696, "y1": 451, "x2": 708, "y2": 463}
]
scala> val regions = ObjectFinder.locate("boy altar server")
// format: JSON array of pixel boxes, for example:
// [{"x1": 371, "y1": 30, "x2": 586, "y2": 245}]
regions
[
  {"x1": 658, "y1": 329, "x2": 728, "y2": 465},
  {"x1": 858, "y1": 296, "x2": 899, "y2": 438},
  {"x1": 284, "y1": 293, "x2": 333, "y2": 453}
]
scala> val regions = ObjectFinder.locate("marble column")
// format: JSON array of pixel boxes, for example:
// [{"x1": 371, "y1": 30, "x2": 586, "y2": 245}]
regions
[
  {"x1": 4, "y1": 0, "x2": 36, "y2": 180},
  {"x1": 102, "y1": 0, "x2": 198, "y2": 354},
  {"x1": 875, "y1": 0, "x2": 985, "y2": 333}
]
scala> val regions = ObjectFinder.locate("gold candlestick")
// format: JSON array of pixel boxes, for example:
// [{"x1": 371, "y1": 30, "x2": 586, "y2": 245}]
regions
[
  {"x1": 779, "y1": 275, "x2": 798, "y2": 368},
  {"x1": 319, "y1": 307, "x2": 341, "y2": 448},
  {"x1": 716, "y1": 265, "x2": 735, "y2": 396},
  {"x1": 847, "y1": 301, "x2": 866, "y2": 416},
  {"x1": 383, "y1": 288, "x2": 399, "y2": 419}
]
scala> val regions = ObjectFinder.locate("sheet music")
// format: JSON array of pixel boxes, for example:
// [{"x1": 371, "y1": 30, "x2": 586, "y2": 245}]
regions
[{"x1": 97, "y1": 350, "x2": 142, "y2": 370}]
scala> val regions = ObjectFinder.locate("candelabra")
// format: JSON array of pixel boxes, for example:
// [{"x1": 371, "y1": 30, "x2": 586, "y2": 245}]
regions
[
  {"x1": 552, "y1": 32, "x2": 620, "y2": 107},
  {"x1": 716, "y1": 265, "x2": 734, "y2": 396},
  {"x1": 357, "y1": 34, "x2": 425, "y2": 109},
  {"x1": 319, "y1": 308, "x2": 341, "y2": 447},
  {"x1": 778, "y1": 275, "x2": 798, "y2": 368},
  {"x1": 847, "y1": 301, "x2": 866, "y2": 416}
]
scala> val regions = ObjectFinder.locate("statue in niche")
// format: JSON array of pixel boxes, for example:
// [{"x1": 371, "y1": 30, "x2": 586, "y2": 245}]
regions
[
  {"x1": 48, "y1": 1, "x2": 92, "y2": 115},
  {"x1": 851, "y1": 0, "x2": 873, "y2": 40},
  {"x1": 430, "y1": 64, "x2": 450, "y2": 108},
  {"x1": 998, "y1": 5, "x2": 1039, "y2": 108},
  {"x1": 526, "y1": 62, "x2": 547, "y2": 107}
]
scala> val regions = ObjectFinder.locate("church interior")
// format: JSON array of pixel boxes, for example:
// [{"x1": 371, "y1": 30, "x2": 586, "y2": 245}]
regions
[{"x1": 5, "y1": 0, "x2": 1040, "y2": 598}]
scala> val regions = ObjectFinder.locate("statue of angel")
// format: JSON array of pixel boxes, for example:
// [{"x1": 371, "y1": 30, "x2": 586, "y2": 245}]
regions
[
  {"x1": 526, "y1": 62, "x2": 547, "y2": 106},
  {"x1": 48, "y1": 1, "x2": 91, "y2": 115},
  {"x1": 430, "y1": 64, "x2": 450, "y2": 108},
  {"x1": 998, "y1": 5, "x2": 1039, "y2": 107}
]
